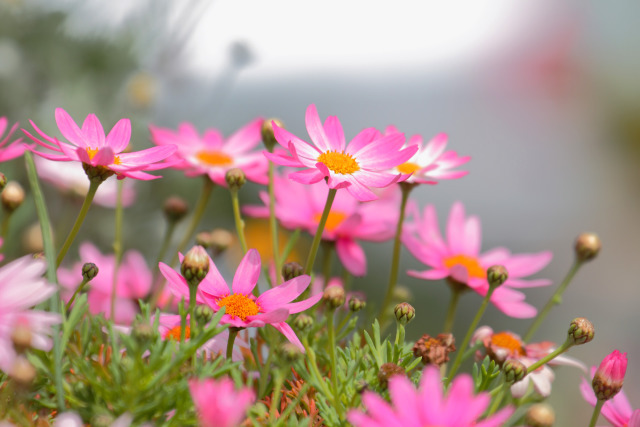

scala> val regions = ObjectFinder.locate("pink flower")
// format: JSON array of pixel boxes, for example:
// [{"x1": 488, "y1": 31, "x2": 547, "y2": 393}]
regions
[
  {"x1": 58, "y1": 243, "x2": 152, "y2": 325},
  {"x1": 592, "y1": 350, "x2": 628, "y2": 401},
  {"x1": 243, "y1": 177, "x2": 397, "y2": 276},
  {"x1": 160, "y1": 249, "x2": 322, "y2": 351},
  {"x1": 189, "y1": 377, "x2": 255, "y2": 427},
  {"x1": 403, "y1": 202, "x2": 553, "y2": 318},
  {"x1": 581, "y1": 367, "x2": 640, "y2": 427},
  {"x1": 0, "y1": 256, "x2": 60, "y2": 373},
  {"x1": 265, "y1": 104, "x2": 418, "y2": 201},
  {"x1": 149, "y1": 119, "x2": 268, "y2": 186},
  {"x1": 0, "y1": 117, "x2": 27, "y2": 162},
  {"x1": 23, "y1": 108, "x2": 176, "y2": 180},
  {"x1": 347, "y1": 365, "x2": 513, "y2": 427}
]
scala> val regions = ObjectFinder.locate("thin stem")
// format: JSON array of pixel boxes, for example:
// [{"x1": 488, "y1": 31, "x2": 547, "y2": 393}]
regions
[
  {"x1": 322, "y1": 242, "x2": 334, "y2": 285},
  {"x1": 326, "y1": 309, "x2": 344, "y2": 419},
  {"x1": 65, "y1": 278, "x2": 89, "y2": 311},
  {"x1": 56, "y1": 179, "x2": 101, "y2": 267},
  {"x1": 110, "y1": 180, "x2": 124, "y2": 321},
  {"x1": 189, "y1": 286, "x2": 198, "y2": 337},
  {"x1": 301, "y1": 337, "x2": 332, "y2": 397},
  {"x1": 443, "y1": 287, "x2": 462, "y2": 334},
  {"x1": 523, "y1": 338, "x2": 573, "y2": 374},
  {"x1": 486, "y1": 380, "x2": 510, "y2": 416},
  {"x1": 304, "y1": 188, "x2": 337, "y2": 275},
  {"x1": 229, "y1": 189, "x2": 248, "y2": 254},
  {"x1": 226, "y1": 328, "x2": 239, "y2": 360},
  {"x1": 393, "y1": 323, "x2": 406, "y2": 362},
  {"x1": 588, "y1": 400, "x2": 605, "y2": 427},
  {"x1": 269, "y1": 371, "x2": 285, "y2": 420},
  {"x1": 267, "y1": 161, "x2": 281, "y2": 285},
  {"x1": 523, "y1": 260, "x2": 583, "y2": 342},
  {"x1": 0, "y1": 213, "x2": 11, "y2": 241},
  {"x1": 155, "y1": 222, "x2": 176, "y2": 267}
]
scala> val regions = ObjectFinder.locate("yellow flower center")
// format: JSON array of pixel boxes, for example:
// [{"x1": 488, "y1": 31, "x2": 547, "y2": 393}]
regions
[
  {"x1": 443, "y1": 255, "x2": 486, "y2": 279},
  {"x1": 164, "y1": 325, "x2": 191, "y2": 341},
  {"x1": 218, "y1": 294, "x2": 260, "y2": 321},
  {"x1": 397, "y1": 162, "x2": 421, "y2": 174},
  {"x1": 85, "y1": 147, "x2": 121, "y2": 164},
  {"x1": 313, "y1": 211, "x2": 347, "y2": 232},
  {"x1": 490, "y1": 331, "x2": 526, "y2": 356},
  {"x1": 196, "y1": 150, "x2": 233, "y2": 166},
  {"x1": 317, "y1": 150, "x2": 360, "y2": 175}
]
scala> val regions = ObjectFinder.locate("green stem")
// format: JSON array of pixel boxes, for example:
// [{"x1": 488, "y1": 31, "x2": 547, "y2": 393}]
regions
[
  {"x1": 65, "y1": 278, "x2": 89, "y2": 311},
  {"x1": 322, "y1": 242, "x2": 334, "y2": 285},
  {"x1": 56, "y1": 179, "x2": 101, "y2": 267},
  {"x1": 267, "y1": 161, "x2": 281, "y2": 285},
  {"x1": 279, "y1": 228, "x2": 300, "y2": 263},
  {"x1": 229, "y1": 189, "x2": 248, "y2": 254},
  {"x1": 523, "y1": 260, "x2": 583, "y2": 342},
  {"x1": 0, "y1": 213, "x2": 11, "y2": 241},
  {"x1": 487, "y1": 380, "x2": 510, "y2": 416},
  {"x1": 301, "y1": 337, "x2": 331, "y2": 397},
  {"x1": 443, "y1": 287, "x2": 462, "y2": 334},
  {"x1": 393, "y1": 323, "x2": 406, "y2": 362},
  {"x1": 588, "y1": 400, "x2": 605, "y2": 427},
  {"x1": 189, "y1": 286, "x2": 198, "y2": 337},
  {"x1": 326, "y1": 309, "x2": 344, "y2": 419},
  {"x1": 110, "y1": 180, "x2": 124, "y2": 321},
  {"x1": 304, "y1": 188, "x2": 337, "y2": 275},
  {"x1": 155, "y1": 222, "x2": 176, "y2": 267},
  {"x1": 523, "y1": 338, "x2": 573, "y2": 374},
  {"x1": 269, "y1": 371, "x2": 285, "y2": 419},
  {"x1": 226, "y1": 328, "x2": 238, "y2": 360}
]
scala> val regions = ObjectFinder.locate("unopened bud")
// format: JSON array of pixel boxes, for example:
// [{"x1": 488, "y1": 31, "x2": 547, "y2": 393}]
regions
[
  {"x1": 525, "y1": 403, "x2": 555, "y2": 427},
  {"x1": 323, "y1": 284, "x2": 345, "y2": 309},
  {"x1": 181, "y1": 246, "x2": 210, "y2": 288},
  {"x1": 568, "y1": 317, "x2": 595, "y2": 345},
  {"x1": 348, "y1": 297, "x2": 366, "y2": 312},
  {"x1": 197, "y1": 229, "x2": 234, "y2": 257},
  {"x1": 132, "y1": 322, "x2": 154, "y2": 343},
  {"x1": 262, "y1": 119, "x2": 284, "y2": 152},
  {"x1": 22, "y1": 222, "x2": 45, "y2": 253},
  {"x1": 393, "y1": 285, "x2": 412, "y2": 302},
  {"x1": 394, "y1": 302, "x2": 415, "y2": 325},
  {"x1": 2, "y1": 181, "x2": 24, "y2": 212},
  {"x1": 282, "y1": 262, "x2": 304, "y2": 281},
  {"x1": 91, "y1": 414, "x2": 115, "y2": 427},
  {"x1": 10, "y1": 356, "x2": 36, "y2": 387},
  {"x1": 278, "y1": 342, "x2": 302, "y2": 363},
  {"x1": 593, "y1": 350, "x2": 627, "y2": 401},
  {"x1": 487, "y1": 265, "x2": 508, "y2": 288},
  {"x1": 11, "y1": 323, "x2": 32, "y2": 354},
  {"x1": 293, "y1": 314, "x2": 313, "y2": 331},
  {"x1": 0, "y1": 172, "x2": 7, "y2": 190},
  {"x1": 377, "y1": 362, "x2": 405, "y2": 389},
  {"x1": 503, "y1": 358, "x2": 527, "y2": 383},
  {"x1": 194, "y1": 305, "x2": 214, "y2": 324},
  {"x1": 225, "y1": 168, "x2": 246, "y2": 191},
  {"x1": 413, "y1": 333, "x2": 456, "y2": 367},
  {"x1": 82, "y1": 262, "x2": 99, "y2": 281},
  {"x1": 575, "y1": 233, "x2": 601, "y2": 262},
  {"x1": 355, "y1": 380, "x2": 368, "y2": 394},
  {"x1": 163, "y1": 196, "x2": 188, "y2": 222}
]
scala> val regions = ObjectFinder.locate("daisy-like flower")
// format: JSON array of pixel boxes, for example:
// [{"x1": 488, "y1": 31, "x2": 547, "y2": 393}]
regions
[
  {"x1": 581, "y1": 368, "x2": 640, "y2": 427},
  {"x1": 23, "y1": 108, "x2": 177, "y2": 180},
  {"x1": 347, "y1": 365, "x2": 513, "y2": 426},
  {"x1": 403, "y1": 202, "x2": 553, "y2": 318},
  {"x1": 160, "y1": 249, "x2": 322, "y2": 351},
  {"x1": 149, "y1": 118, "x2": 268, "y2": 186},
  {"x1": 189, "y1": 377, "x2": 255, "y2": 427},
  {"x1": 58, "y1": 243, "x2": 152, "y2": 325},
  {"x1": 265, "y1": 104, "x2": 418, "y2": 202},
  {"x1": 472, "y1": 326, "x2": 586, "y2": 398},
  {"x1": 0, "y1": 117, "x2": 27, "y2": 162},
  {"x1": 243, "y1": 177, "x2": 397, "y2": 276},
  {"x1": 0, "y1": 256, "x2": 60, "y2": 373}
]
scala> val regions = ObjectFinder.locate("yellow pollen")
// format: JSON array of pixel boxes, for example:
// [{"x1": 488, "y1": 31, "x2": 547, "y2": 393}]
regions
[
  {"x1": 218, "y1": 294, "x2": 260, "y2": 321},
  {"x1": 443, "y1": 255, "x2": 486, "y2": 279},
  {"x1": 196, "y1": 150, "x2": 233, "y2": 166},
  {"x1": 164, "y1": 325, "x2": 191, "y2": 341},
  {"x1": 491, "y1": 332, "x2": 526, "y2": 356},
  {"x1": 317, "y1": 150, "x2": 360, "y2": 175},
  {"x1": 313, "y1": 211, "x2": 347, "y2": 232},
  {"x1": 397, "y1": 162, "x2": 421, "y2": 174}
]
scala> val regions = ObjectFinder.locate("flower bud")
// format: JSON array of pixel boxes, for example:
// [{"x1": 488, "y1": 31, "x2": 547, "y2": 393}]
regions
[
  {"x1": 487, "y1": 265, "x2": 508, "y2": 288},
  {"x1": 0, "y1": 172, "x2": 7, "y2": 190},
  {"x1": 1, "y1": 181, "x2": 24, "y2": 213},
  {"x1": 377, "y1": 362, "x2": 405, "y2": 389},
  {"x1": 575, "y1": 233, "x2": 601, "y2": 262},
  {"x1": 262, "y1": 118, "x2": 284, "y2": 152},
  {"x1": 393, "y1": 285, "x2": 412, "y2": 302},
  {"x1": 503, "y1": 358, "x2": 527, "y2": 383},
  {"x1": 196, "y1": 228, "x2": 234, "y2": 257},
  {"x1": 91, "y1": 414, "x2": 115, "y2": 427},
  {"x1": 278, "y1": 342, "x2": 303, "y2": 363},
  {"x1": 22, "y1": 222, "x2": 45, "y2": 253},
  {"x1": 355, "y1": 380, "x2": 368, "y2": 394},
  {"x1": 10, "y1": 356, "x2": 36, "y2": 387},
  {"x1": 163, "y1": 196, "x2": 188, "y2": 223},
  {"x1": 348, "y1": 297, "x2": 366, "y2": 312},
  {"x1": 525, "y1": 403, "x2": 555, "y2": 427},
  {"x1": 282, "y1": 262, "x2": 304, "y2": 281},
  {"x1": 293, "y1": 314, "x2": 313, "y2": 331},
  {"x1": 11, "y1": 323, "x2": 32, "y2": 354},
  {"x1": 323, "y1": 284, "x2": 345, "y2": 309},
  {"x1": 394, "y1": 302, "x2": 415, "y2": 325},
  {"x1": 82, "y1": 262, "x2": 99, "y2": 282},
  {"x1": 413, "y1": 333, "x2": 456, "y2": 367},
  {"x1": 194, "y1": 305, "x2": 214, "y2": 324},
  {"x1": 181, "y1": 246, "x2": 210, "y2": 288},
  {"x1": 225, "y1": 168, "x2": 246, "y2": 191},
  {"x1": 131, "y1": 322, "x2": 154, "y2": 344},
  {"x1": 568, "y1": 317, "x2": 595, "y2": 345},
  {"x1": 592, "y1": 350, "x2": 627, "y2": 401}
]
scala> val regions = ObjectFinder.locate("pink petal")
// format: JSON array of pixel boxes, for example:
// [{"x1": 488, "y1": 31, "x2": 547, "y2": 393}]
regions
[
  {"x1": 271, "y1": 322, "x2": 304, "y2": 352},
  {"x1": 446, "y1": 202, "x2": 468, "y2": 255},
  {"x1": 106, "y1": 119, "x2": 131, "y2": 153},
  {"x1": 305, "y1": 104, "x2": 332, "y2": 152},
  {"x1": 323, "y1": 115, "x2": 346, "y2": 152},
  {"x1": 224, "y1": 118, "x2": 263, "y2": 154},
  {"x1": 231, "y1": 249, "x2": 261, "y2": 295},
  {"x1": 335, "y1": 238, "x2": 366, "y2": 276},
  {"x1": 81, "y1": 114, "x2": 106, "y2": 148},
  {"x1": 257, "y1": 275, "x2": 311, "y2": 311},
  {"x1": 55, "y1": 108, "x2": 88, "y2": 148}
]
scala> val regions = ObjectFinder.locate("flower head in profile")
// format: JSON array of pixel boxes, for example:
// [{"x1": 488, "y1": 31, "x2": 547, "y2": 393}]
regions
[
  {"x1": 347, "y1": 365, "x2": 513, "y2": 426},
  {"x1": 403, "y1": 202, "x2": 553, "y2": 318},
  {"x1": 189, "y1": 377, "x2": 255, "y2": 427},
  {"x1": 581, "y1": 365, "x2": 640, "y2": 427},
  {"x1": 149, "y1": 118, "x2": 268, "y2": 186},
  {"x1": 0, "y1": 117, "x2": 27, "y2": 162},
  {"x1": 265, "y1": 104, "x2": 418, "y2": 201},
  {"x1": 160, "y1": 249, "x2": 322, "y2": 351},
  {"x1": 23, "y1": 108, "x2": 177, "y2": 180}
]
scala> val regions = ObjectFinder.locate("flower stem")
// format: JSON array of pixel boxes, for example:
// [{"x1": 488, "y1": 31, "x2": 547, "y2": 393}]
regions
[
  {"x1": 155, "y1": 222, "x2": 177, "y2": 268},
  {"x1": 326, "y1": 309, "x2": 344, "y2": 419},
  {"x1": 304, "y1": 188, "x2": 337, "y2": 275},
  {"x1": 269, "y1": 371, "x2": 285, "y2": 420},
  {"x1": 523, "y1": 338, "x2": 573, "y2": 374},
  {"x1": 65, "y1": 278, "x2": 89, "y2": 311},
  {"x1": 443, "y1": 287, "x2": 462, "y2": 334},
  {"x1": 0, "y1": 212, "x2": 12, "y2": 241},
  {"x1": 173, "y1": 177, "x2": 215, "y2": 264},
  {"x1": 226, "y1": 328, "x2": 239, "y2": 360},
  {"x1": 267, "y1": 161, "x2": 281, "y2": 285},
  {"x1": 322, "y1": 241, "x2": 334, "y2": 286},
  {"x1": 588, "y1": 400, "x2": 605, "y2": 427},
  {"x1": 302, "y1": 337, "x2": 332, "y2": 397},
  {"x1": 523, "y1": 260, "x2": 583, "y2": 342},
  {"x1": 56, "y1": 179, "x2": 101, "y2": 267},
  {"x1": 110, "y1": 180, "x2": 124, "y2": 321},
  {"x1": 229, "y1": 188, "x2": 248, "y2": 254},
  {"x1": 486, "y1": 380, "x2": 510, "y2": 416}
]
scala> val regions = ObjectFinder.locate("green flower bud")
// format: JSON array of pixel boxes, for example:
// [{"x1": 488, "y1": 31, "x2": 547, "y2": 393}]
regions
[
  {"x1": 82, "y1": 262, "x2": 99, "y2": 281},
  {"x1": 293, "y1": 314, "x2": 313, "y2": 331},
  {"x1": 1, "y1": 181, "x2": 24, "y2": 213},
  {"x1": 0, "y1": 172, "x2": 7, "y2": 190},
  {"x1": 575, "y1": 233, "x2": 601, "y2": 262},
  {"x1": 278, "y1": 342, "x2": 303, "y2": 363},
  {"x1": 91, "y1": 414, "x2": 115, "y2": 427},
  {"x1": 195, "y1": 305, "x2": 214, "y2": 324},
  {"x1": 568, "y1": 317, "x2": 595, "y2": 345},
  {"x1": 323, "y1": 284, "x2": 345, "y2": 309},
  {"x1": 225, "y1": 168, "x2": 246, "y2": 191},
  {"x1": 525, "y1": 403, "x2": 555, "y2": 427},
  {"x1": 282, "y1": 262, "x2": 304, "y2": 281},
  {"x1": 348, "y1": 297, "x2": 366, "y2": 312},
  {"x1": 394, "y1": 302, "x2": 415, "y2": 325},
  {"x1": 262, "y1": 118, "x2": 284, "y2": 152},
  {"x1": 163, "y1": 196, "x2": 189, "y2": 222},
  {"x1": 503, "y1": 358, "x2": 527, "y2": 383},
  {"x1": 487, "y1": 265, "x2": 508, "y2": 288},
  {"x1": 181, "y1": 246, "x2": 210, "y2": 288},
  {"x1": 131, "y1": 322, "x2": 155, "y2": 344},
  {"x1": 10, "y1": 356, "x2": 36, "y2": 388}
]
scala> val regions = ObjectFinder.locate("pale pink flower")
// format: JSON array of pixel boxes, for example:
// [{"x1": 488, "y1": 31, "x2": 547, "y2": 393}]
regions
[
  {"x1": 0, "y1": 256, "x2": 60, "y2": 373},
  {"x1": 23, "y1": 108, "x2": 176, "y2": 180},
  {"x1": 403, "y1": 202, "x2": 553, "y2": 318},
  {"x1": 347, "y1": 365, "x2": 513, "y2": 427},
  {"x1": 189, "y1": 377, "x2": 255, "y2": 427},
  {"x1": 149, "y1": 118, "x2": 268, "y2": 186},
  {"x1": 581, "y1": 366, "x2": 640, "y2": 427},
  {"x1": 35, "y1": 156, "x2": 135, "y2": 208},
  {"x1": 160, "y1": 249, "x2": 322, "y2": 351},
  {"x1": 58, "y1": 243, "x2": 152, "y2": 325},
  {"x1": 265, "y1": 104, "x2": 418, "y2": 201},
  {"x1": 0, "y1": 117, "x2": 27, "y2": 162},
  {"x1": 243, "y1": 177, "x2": 397, "y2": 276}
]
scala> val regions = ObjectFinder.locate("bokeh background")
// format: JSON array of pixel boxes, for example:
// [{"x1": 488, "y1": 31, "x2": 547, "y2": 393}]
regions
[{"x1": 1, "y1": 0, "x2": 640, "y2": 425}]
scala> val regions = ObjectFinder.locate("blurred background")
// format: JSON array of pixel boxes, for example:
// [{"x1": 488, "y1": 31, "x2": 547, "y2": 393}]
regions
[{"x1": 1, "y1": 0, "x2": 639, "y2": 424}]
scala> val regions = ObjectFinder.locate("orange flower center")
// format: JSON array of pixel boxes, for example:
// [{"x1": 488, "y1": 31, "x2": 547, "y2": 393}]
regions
[
  {"x1": 490, "y1": 331, "x2": 526, "y2": 356},
  {"x1": 164, "y1": 325, "x2": 191, "y2": 341},
  {"x1": 196, "y1": 150, "x2": 233, "y2": 166},
  {"x1": 313, "y1": 211, "x2": 347, "y2": 232},
  {"x1": 443, "y1": 255, "x2": 486, "y2": 279},
  {"x1": 85, "y1": 147, "x2": 121, "y2": 164},
  {"x1": 217, "y1": 294, "x2": 260, "y2": 321},
  {"x1": 317, "y1": 150, "x2": 360, "y2": 175},
  {"x1": 397, "y1": 162, "x2": 421, "y2": 174}
]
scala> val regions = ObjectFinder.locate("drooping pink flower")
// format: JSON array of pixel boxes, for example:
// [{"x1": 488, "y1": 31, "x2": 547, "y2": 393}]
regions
[
  {"x1": 0, "y1": 256, "x2": 60, "y2": 373},
  {"x1": 23, "y1": 108, "x2": 177, "y2": 180},
  {"x1": 149, "y1": 118, "x2": 268, "y2": 186},
  {"x1": 58, "y1": 243, "x2": 152, "y2": 325},
  {"x1": 581, "y1": 366, "x2": 640, "y2": 427},
  {"x1": 0, "y1": 117, "x2": 27, "y2": 162},
  {"x1": 189, "y1": 377, "x2": 255, "y2": 427},
  {"x1": 403, "y1": 202, "x2": 553, "y2": 318},
  {"x1": 347, "y1": 365, "x2": 513, "y2": 427},
  {"x1": 265, "y1": 104, "x2": 418, "y2": 202},
  {"x1": 243, "y1": 176, "x2": 397, "y2": 276},
  {"x1": 160, "y1": 249, "x2": 322, "y2": 351}
]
